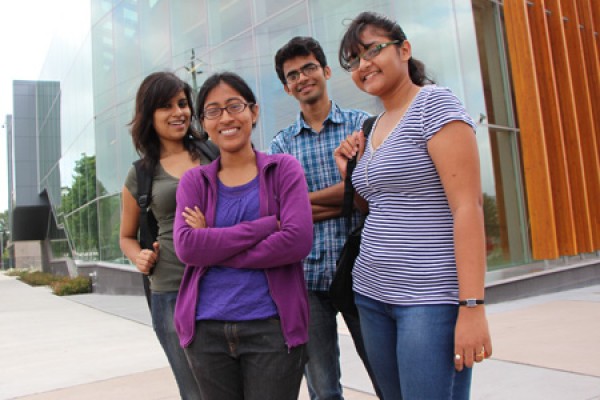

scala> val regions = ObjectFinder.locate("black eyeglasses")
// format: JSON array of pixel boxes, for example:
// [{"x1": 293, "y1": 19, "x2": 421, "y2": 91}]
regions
[
  {"x1": 202, "y1": 102, "x2": 253, "y2": 120},
  {"x1": 343, "y1": 40, "x2": 401, "y2": 71},
  {"x1": 285, "y1": 62, "x2": 320, "y2": 83}
]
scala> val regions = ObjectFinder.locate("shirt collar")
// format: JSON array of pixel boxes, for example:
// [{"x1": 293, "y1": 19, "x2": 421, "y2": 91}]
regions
[{"x1": 291, "y1": 100, "x2": 344, "y2": 137}]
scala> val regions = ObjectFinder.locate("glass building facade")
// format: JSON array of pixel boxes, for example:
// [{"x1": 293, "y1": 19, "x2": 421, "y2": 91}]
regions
[{"x1": 33, "y1": 0, "x2": 535, "y2": 274}]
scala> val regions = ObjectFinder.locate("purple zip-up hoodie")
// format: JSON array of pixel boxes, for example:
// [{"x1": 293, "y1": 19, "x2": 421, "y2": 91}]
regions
[{"x1": 173, "y1": 150, "x2": 313, "y2": 349}]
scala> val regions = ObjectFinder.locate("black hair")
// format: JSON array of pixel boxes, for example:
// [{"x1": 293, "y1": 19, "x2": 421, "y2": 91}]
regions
[
  {"x1": 196, "y1": 72, "x2": 258, "y2": 127},
  {"x1": 274, "y1": 36, "x2": 328, "y2": 84},
  {"x1": 338, "y1": 11, "x2": 434, "y2": 86},
  {"x1": 129, "y1": 71, "x2": 200, "y2": 168}
]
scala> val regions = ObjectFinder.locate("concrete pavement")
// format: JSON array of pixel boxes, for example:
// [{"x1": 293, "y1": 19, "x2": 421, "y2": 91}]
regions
[{"x1": 1, "y1": 271, "x2": 599, "y2": 400}]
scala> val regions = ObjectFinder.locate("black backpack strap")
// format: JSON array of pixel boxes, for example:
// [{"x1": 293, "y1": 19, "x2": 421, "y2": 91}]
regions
[
  {"x1": 133, "y1": 159, "x2": 158, "y2": 251},
  {"x1": 194, "y1": 137, "x2": 220, "y2": 161},
  {"x1": 133, "y1": 159, "x2": 156, "y2": 310},
  {"x1": 342, "y1": 116, "x2": 377, "y2": 222}
]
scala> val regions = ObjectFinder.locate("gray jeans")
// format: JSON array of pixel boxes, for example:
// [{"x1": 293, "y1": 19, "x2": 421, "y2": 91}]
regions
[{"x1": 184, "y1": 319, "x2": 307, "y2": 400}]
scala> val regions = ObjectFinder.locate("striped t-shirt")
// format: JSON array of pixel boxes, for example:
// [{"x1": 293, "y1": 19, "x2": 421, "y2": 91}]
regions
[{"x1": 352, "y1": 85, "x2": 476, "y2": 305}]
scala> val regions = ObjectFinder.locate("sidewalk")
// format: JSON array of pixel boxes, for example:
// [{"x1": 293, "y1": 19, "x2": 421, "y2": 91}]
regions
[{"x1": 0, "y1": 272, "x2": 599, "y2": 400}]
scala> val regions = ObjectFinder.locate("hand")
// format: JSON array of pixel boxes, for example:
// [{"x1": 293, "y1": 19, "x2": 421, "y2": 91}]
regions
[
  {"x1": 183, "y1": 206, "x2": 206, "y2": 229},
  {"x1": 135, "y1": 241, "x2": 160, "y2": 275},
  {"x1": 453, "y1": 307, "x2": 493, "y2": 371},
  {"x1": 333, "y1": 130, "x2": 365, "y2": 180}
]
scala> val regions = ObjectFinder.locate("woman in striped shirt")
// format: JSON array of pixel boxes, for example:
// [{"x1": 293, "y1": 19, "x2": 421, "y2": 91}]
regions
[{"x1": 334, "y1": 11, "x2": 492, "y2": 399}]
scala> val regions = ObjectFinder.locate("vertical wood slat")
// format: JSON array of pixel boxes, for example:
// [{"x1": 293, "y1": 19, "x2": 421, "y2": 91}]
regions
[
  {"x1": 545, "y1": 0, "x2": 594, "y2": 252},
  {"x1": 528, "y1": 0, "x2": 577, "y2": 255},
  {"x1": 503, "y1": 1, "x2": 559, "y2": 260},
  {"x1": 589, "y1": 0, "x2": 600, "y2": 166},
  {"x1": 590, "y1": 1, "x2": 600, "y2": 60},
  {"x1": 560, "y1": 0, "x2": 600, "y2": 249},
  {"x1": 577, "y1": 0, "x2": 600, "y2": 250}
]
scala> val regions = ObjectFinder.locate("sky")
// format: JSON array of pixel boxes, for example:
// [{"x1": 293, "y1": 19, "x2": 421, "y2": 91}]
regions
[{"x1": 0, "y1": 1, "x2": 69, "y2": 213}]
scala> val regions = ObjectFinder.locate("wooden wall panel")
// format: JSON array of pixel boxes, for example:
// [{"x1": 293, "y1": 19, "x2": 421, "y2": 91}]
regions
[
  {"x1": 560, "y1": 0, "x2": 600, "y2": 249},
  {"x1": 590, "y1": 1, "x2": 600, "y2": 59},
  {"x1": 504, "y1": 1, "x2": 558, "y2": 259},
  {"x1": 528, "y1": 0, "x2": 577, "y2": 255},
  {"x1": 576, "y1": 0, "x2": 600, "y2": 249},
  {"x1": 544, "y1": 0, "x2": 594, "y2": 252}
]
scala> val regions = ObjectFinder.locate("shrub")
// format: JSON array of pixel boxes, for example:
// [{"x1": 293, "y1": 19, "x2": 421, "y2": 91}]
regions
[
  {"x1": 19, "y1": 271, "x2": 60, "y2": 286},
  {"x1": 51, "y1": 276, "x2": 92, "y2": 296},
  {"x1": 4, "y1": 269, "x2": 92, "y2": 296}
]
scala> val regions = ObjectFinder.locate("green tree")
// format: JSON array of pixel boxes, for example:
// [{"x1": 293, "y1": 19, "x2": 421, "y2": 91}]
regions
[{"x1": 60, "y1": 154, "x2": 99, "y2": 258}]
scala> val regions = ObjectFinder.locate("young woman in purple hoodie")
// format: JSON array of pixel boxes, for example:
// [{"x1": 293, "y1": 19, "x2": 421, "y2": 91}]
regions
[{"x1": 172, "y1": 72, "x2": 313, "y2": 400}]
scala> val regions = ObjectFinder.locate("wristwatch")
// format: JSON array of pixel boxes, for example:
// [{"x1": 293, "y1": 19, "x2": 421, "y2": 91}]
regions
[{"x1": 458, "y1": 299, "x2": 485, "y2": 307}]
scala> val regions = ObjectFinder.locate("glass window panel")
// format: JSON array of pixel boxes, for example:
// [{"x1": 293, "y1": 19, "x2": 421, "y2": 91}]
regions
[
  {"x1": 92, "y1": 14, "x2": 116, "y2": 116},
  {"x1": 98, "y1": 195, "x2": 123, "y2": 262},
  {"x1": 171, "y1": 0, "x2": 208, "y2": 75},
  {"x1": 254, "y1": 0, "x2": 297, "y2": 23},
  {"x1": 484, "y1": 127, "x2": 528, "y2": 268},
  {"x1": 114, "y1": 1, "x2": 143, "y2": 103},
  {"x1": 207, "y1": 0, "x2": 252, "y2": 45},
  {"x1": 470, "y1": 0, "x2": 529, "y2": 268},
  {"x1": 255, "y1": 3, "x2": 309, "y2": 149},
  {"x1": 139, "y1": 0, "x2": 171, "y2": 72},
  {"x1": 95, "y1": 109, "x2": 120, "y2": 195}
]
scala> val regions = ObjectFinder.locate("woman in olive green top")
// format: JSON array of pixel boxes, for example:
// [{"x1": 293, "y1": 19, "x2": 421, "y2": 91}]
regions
[{"x1": 119, "y1": 72, "x2": 209, "y2": 400}]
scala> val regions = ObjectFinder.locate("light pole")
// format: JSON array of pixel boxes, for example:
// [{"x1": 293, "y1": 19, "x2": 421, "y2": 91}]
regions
[{"x1": 183, "y1": 48, "x2": 203, "y2": 97}]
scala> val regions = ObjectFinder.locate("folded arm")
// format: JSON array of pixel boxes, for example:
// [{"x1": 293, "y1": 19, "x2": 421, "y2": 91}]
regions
[
  {"x1": 173, "y1": 171, "x2": 279, "y2": 267},
  {"x1": 218, "y1": 157, "x2": 313, "y2": 269}
]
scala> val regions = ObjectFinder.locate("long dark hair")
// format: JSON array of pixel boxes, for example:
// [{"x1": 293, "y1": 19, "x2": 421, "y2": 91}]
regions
[
  {"x1": 339, "y1": 11, "x2": 434, "y2": 86},
  {"x1": 129, "y1": 71, "x2": 201, "y2": 169},
  {"x1": 196, "y1": 72, "x2": 258, "y2": 128}
]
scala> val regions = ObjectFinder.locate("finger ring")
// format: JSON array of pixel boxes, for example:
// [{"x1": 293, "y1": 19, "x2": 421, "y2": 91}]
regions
[
  {"x1": 477, "y1": 350, "x2": 486, "y2": 358},
  {"x1": 454, "y1": 354, "x2": 462, "y2": 361}
]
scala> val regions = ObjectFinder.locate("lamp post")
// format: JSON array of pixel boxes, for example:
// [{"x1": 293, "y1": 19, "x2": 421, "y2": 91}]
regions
[{"x1": 183, "y1": 48, "x2": 203, "y2": 97}]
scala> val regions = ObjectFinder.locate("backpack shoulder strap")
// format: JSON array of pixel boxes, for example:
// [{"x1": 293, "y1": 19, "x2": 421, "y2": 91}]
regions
[
  {"x1": 194, "y1": 138, "x2": 220, "y2": 161},
  {"x1": 361, "y1": 115, "x2": 377, "y2": 139},
  {"x1": 342, "y1": 115, "x2": 378, "y2": 220},
  {"x1": 133, "y1": 159, "x2": 153, "y2": 209},
  {"x1": 133, "y1": 159, "x2": 158, "y2": 252}
]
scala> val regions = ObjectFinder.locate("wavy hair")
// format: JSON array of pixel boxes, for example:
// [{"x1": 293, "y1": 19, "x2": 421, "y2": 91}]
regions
[{"x1": 128, "y1": 71, "x2": 201, "y2": 169}]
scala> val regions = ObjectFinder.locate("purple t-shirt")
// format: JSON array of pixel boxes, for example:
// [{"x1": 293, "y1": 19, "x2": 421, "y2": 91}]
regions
[{"x1": 195, "y1": 176, "x2": 278, "y2": 321}]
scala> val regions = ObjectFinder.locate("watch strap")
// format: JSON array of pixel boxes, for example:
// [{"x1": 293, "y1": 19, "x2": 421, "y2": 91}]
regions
[{"x1": 458, "y1": 299, "x2": 485, "y2": 307}]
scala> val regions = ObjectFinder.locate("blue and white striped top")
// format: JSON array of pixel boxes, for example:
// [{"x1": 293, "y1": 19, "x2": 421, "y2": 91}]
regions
[{"x1": 352, "y1": 85, "x2": 476, "y2": 305}]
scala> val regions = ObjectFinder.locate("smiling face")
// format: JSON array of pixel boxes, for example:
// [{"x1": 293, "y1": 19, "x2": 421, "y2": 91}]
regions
[
  {"x1": 200, "y1": 82, "x2": 258, "y2": 154},
  {"x1": 152, "y1": 90, "x2": 191, "y2": 145},
  {"x1": 350, "y1": 26, "x2": 411, "y2": 98},
  {"x1": 282, "y1": 54, "x2": 331, "y2": 105}
]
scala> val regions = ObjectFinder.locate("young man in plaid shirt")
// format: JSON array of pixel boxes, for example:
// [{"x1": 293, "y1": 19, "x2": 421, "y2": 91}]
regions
[{"x1": 270, "y1": 36, "x2": 380, "y2": 400}]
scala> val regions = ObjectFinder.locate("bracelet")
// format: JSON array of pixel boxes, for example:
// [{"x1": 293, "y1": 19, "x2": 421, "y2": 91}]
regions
[{"x1": 458, "y1": 299, "x2": 485, "y2": 307}]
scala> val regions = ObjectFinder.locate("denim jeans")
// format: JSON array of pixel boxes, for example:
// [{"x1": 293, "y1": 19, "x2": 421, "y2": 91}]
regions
[
  {"x1": 151, "y1": 292, "x2": 201, "y2": 400},
  {"x1": 305, "y1": 291, "x2": 381, "y2": 400},
  {"x1": 184, "y1": 319, "x2": 307, "y2": 400},
  {"x1": 355, "y1": 293, "x2": 472, "y2": 400}
]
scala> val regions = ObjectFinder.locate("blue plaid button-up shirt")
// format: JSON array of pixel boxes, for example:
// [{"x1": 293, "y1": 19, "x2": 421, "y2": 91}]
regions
[{"x1": 269, "y1": 101, "x2": 369, "y2": 291}]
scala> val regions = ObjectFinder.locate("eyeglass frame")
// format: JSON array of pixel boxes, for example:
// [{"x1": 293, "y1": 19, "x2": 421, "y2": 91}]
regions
[
  {"x1": 201, "y1": 102, "x2": 254, "y2": 120},
  {"x1": 284, "y1": 62, "x2": 321, "y2": 84},
  {"x1": 343, "y1": 40, "x2": 401, "y2": 72}
]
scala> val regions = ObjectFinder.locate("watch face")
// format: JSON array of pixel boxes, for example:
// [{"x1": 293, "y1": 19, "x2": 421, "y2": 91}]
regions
[{"x1": 466, "y1": 299, "x2": 477, "y2": 307}]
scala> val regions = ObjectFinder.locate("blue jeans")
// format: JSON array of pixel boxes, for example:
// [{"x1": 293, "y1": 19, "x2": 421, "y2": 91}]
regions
[
  {"x1": 305, "y1": 291, "x2": 381, "y2": 400},
  {"x1": 184, "y1": 319, "x2": 307, "y2": 400},
  {"x1": 355, "y1": 293, "x2": 472, "y2": 400},
  {"x1": 151, "y1": 292, "x2": 201, "y2": 400}
]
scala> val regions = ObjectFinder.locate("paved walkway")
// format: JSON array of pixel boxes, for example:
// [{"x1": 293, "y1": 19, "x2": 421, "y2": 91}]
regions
[{"x1": 1, "y1": 272, "x2": 599, "y2": 400}]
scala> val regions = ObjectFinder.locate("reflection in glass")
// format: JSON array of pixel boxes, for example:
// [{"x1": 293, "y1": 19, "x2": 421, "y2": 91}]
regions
[{"x1": 471, "y1": 0, "x2": 530, "y2": 268}]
